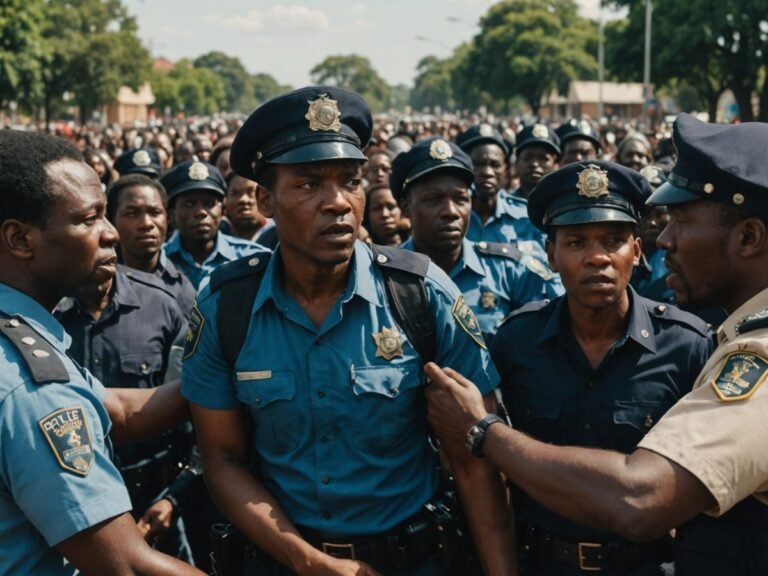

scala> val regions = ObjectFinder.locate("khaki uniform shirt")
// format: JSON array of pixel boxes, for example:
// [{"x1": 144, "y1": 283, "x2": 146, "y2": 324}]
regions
[{"x1": 639, "y1": 286, "x2": 768, "y2": 515}]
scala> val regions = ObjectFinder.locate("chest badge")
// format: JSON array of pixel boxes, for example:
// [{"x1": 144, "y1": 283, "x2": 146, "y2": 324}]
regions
[
  {"x1": 480, "y1": 291, "x2": 497, "y2": 309},
  {"x1": 38, "y1": 406, "x2": 94, "y2": 476},
  {"x1": 372, "y1": 327, "x2": 404, "y2": 361},
  {"x1": 711, "y1": 352, "x2": 768, "y2": 401}
]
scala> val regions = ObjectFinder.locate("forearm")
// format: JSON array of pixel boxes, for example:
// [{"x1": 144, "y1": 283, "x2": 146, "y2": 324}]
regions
[{"x1": 106, "y1": 380, "x2": 189, "y2": 444}]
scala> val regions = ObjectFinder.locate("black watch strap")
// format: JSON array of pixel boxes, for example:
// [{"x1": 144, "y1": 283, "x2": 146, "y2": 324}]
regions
[{"x1": 469, "y1": 414, "x2": 505, "y2": 456}]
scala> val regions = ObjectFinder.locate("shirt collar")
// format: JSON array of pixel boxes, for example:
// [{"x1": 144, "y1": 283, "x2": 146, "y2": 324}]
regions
[
  {"x1": 452, "y1": 239, "x2": 485, "y2": 278},
  {"x1": 0, "y1": 283, "x2": 71, "y2": 351},
  {"x1": 718, "y1": 285, "x2": 768, "y2": 345},
  {"x1": 111, "y1": 266, "x2": 142, "y2": 308},
  {"x1": 164, "y1": 230, "x2": 236, "y2": 263}
]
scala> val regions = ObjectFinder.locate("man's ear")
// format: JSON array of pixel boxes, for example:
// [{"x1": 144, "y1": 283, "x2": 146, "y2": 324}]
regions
[
  {"x1": 737, "y1": 217, "x2": 767, "y2": 258},
  {"x1": 0, "y1": 220, "x2": 36, "y2": 260},
  {"x1": 256, "y1": 185, "x2": 274, "y2": 219}
]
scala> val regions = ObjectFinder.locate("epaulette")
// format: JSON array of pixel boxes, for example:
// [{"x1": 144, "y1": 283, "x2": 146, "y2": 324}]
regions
[
  {"x1": 474, "y1": 241, "x2": 523, "y2": 262},
  {"x1": 123, "y1": 268, "x2": 177, "y2": 300},
  {"x1": 645, "y1": 301, "x2": 711, "y2": 337},
  {"x1": 735, "y1": 309, "x2": 768, "y2": 336},
  {"x1": 499, "y1": 299, "x2": 551, "y2": 327},
  {"x1": 372, "y1": 244, "x2": 429, "y2": 278},
  {"x1": 209, "y1": 252, "x2": 271, "y2": 292},
  {"x1": 0, "y1": 315, "x2": 69, "y2": 384}
]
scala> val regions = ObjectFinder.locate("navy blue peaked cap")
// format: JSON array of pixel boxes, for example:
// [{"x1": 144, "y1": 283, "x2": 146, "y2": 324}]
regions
[
  {"x1": 230, "y1": 85, "x2": 372, "y2": 181},
  {"x1": 555, "y1": 118, "x2": 601, "y2": 151},
  {"x1": 159, "y1": 160, "x2": 226, "y2": 203},
  {"x1": 648, "y1": 113, "x2": 768, "y2": 218},
  {"x1": 390, "y1": 137, "x2": 474, "y2": 201},
  {"x1": 515, "y1": 123, "x2": 561, "y2": 157},
  {"x1": 528, "y1": 160, "x2": 651, "y2": 230},
  {"x1": 456, "y1": 123, "x2": 510, "y2": 157},
  {"x1": 114, "y1": 147, "x2": 162, "y2": 178}
]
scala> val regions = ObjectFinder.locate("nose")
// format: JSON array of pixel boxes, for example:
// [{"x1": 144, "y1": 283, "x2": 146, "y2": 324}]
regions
[
  {"x1": 440, "y1": 199, "x2": 461, "y2": 220},
  {"x1": 583, "y1": 241, "x2": 611, "y2": 267},
  {"x1": 322, "y1": 183, "x2": 353, "y2": 214},
  {"x1": 656, "y1": 220, "x2": 674, "y2": 251},
  {"x1": 101, "y1": 217, "x2": 119, "y2": 248}
]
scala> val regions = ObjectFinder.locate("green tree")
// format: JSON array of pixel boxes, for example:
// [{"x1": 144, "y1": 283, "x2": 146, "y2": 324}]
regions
[
  {"x1": 0, "y1": 0, "x2": 47, "y2": 114},
  {"x1": 194, "y1": 51, "x2": 256, "y2": 112},
  {"x1": 151, "y1": 61, "x2": 226, "y2": 116},
  {"x1": 460, "y1": 0, "x2": 598, "y2": 115},
  {"x1": 411, "y1": 56, "x2": 455, "y2": 110},
  {"x1": 310, "y1": 54, "x2": 391, "y2": 112},
  {"x1": 251, "y1": 72, "x2": 291, "y2": 106}
]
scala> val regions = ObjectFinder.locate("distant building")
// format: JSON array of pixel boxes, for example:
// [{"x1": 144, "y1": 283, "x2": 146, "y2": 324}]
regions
[
  {"x1": 540, "y1": 81, "x2": 646, "y2": 120},
  {"x1": 105, "y1": 82, "x2": 156, "y2": 124}
]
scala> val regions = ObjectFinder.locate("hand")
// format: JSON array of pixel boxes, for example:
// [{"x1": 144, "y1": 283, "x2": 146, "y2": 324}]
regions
[
  {"x1": 136, "y1": 498, "x2": 174, "y2": 543},
  {"x1": 424, "y1": 363, "x2": 488, "y2": 446}
]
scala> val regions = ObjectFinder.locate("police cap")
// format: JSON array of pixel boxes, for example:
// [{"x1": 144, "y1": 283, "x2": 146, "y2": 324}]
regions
[
  {"x1": 390, "y1": 138, "x2": 474, "y2": 201},
  {"x1": 114, "y1": 147, "x2": 162, "y2": 178},
  {"x1": 528, "y1": 160, "x2": 651, "y2": 230},
  {"x1": 230, "y1": 85, "x2": 372, "y2": 180},
  {"x1": 515, "y1": 123, "x2": 561, "y2": 157},
  {"x1": 555, "y1": 119, "x2": 601, "y2": 152},
  {"x1": 456, "y1": 123, "x2": 510, "y2": 157},
  {"x1": 159, "y1": 160, "x2": 226, "y2": 204},
  {"x1": 647, "y1": 113, "x2": 768, "y2": 218}
]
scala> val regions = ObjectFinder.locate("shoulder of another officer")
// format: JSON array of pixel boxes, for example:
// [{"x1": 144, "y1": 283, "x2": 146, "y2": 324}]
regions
[
  {"x1": 122, "y1": 267, "x2": 179, "y2": 300},
  {"x1": 209, "y1": 252, "x2": 271, "y2": 293},
  {"x1": 499, "y1": 298, "x2": 554, "y2": 328},
  {"x1": 474, "y1": 241, "x2": 523, "y2": 263},
  {"x1": 642, "y1": 297, "x2": 711, "y2": 337},
  {"x1": 372, "y1": 244, "x2": 430, "y2": 278}
]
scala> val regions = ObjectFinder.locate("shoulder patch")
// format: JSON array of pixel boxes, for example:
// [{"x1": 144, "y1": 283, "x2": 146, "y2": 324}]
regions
[
  {"x1": 474, "y1": 241, "x2": 523, "y2": 262},
  {"x1": 451, "y1": 295, "x2": 487, "y2": 349},
  {"x1": 499, "y1": 299, "x2": 552, "y2": 327},
  {"x1": 711, "y1": 352, "x2": 768, "y2": 402},
  {"x1": 372, "y1": 244, "x2": 430, "y2": 278},
  {"x1": 525, "y1": 257, "x2": 555, "y2": 281},
  {"x1": 183, "y1": 305, "x2": 205, "y2": 360},
  {"x1": 38, "y1": 406, "x2": 94, "y2": 476},
  {"x1": 0, "y1": 316, "x2": 69, "y2": 384},
  {"x1": 209, "y1": 253, "x2": 270, "y2": 293}
]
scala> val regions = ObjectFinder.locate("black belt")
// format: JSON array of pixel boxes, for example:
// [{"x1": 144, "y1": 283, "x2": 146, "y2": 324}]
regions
[{"x1": 525, "y1": 526, "x2": 669, "y2": 572}]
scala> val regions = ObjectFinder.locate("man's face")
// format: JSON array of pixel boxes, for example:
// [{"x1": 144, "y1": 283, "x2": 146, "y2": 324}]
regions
[
  {"x1": 225, "y1": 175, "x2": 261, "y2": 229},
  {"x1": 516, "y1": 144, "x2": 559, "y2": 195},
  {"x1": 405, "y1": 173, "x2": 471, "y2": 256},
  {"x1": 113, "y1": 185, "x2": 168, "y2": 263},
  {"x1": 561, "y1": 138, "x2": 598, "y2": 165},
  {"x1": 172, "y1": 189, "x2": 223, "y2": 243},
  {"x1": 32, "y1": 160, "x2": 118, "y2": 296},
  {"x1": 469, "y1": 143, "x2": 507, "y2": 199},
  {"x1": 365, "y1": 153, "x2": 392, "y2": 185},
  {"x1": 637, "y1": 205, "x2": 670, "y2": 255},
  {"x1": 547, "y1": 222, "x2": 640, "y2": 312},
  {"x1": 366, "y1": 186, "x2": 401, "y2": 242},
  {"x1": 259, "y1": 160, "x2": 365, "y2": 268},
  {"x1": 657, "y1": 200, "x2": 735, "y2": 309},
  {"x1": 618, "y1": 140, "x2": 651, "y2": 172}
]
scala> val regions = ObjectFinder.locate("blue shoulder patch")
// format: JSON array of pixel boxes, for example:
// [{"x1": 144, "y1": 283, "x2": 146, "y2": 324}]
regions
[{"x1": 209, "y1": 253, "x2": 271, "y2": 293}]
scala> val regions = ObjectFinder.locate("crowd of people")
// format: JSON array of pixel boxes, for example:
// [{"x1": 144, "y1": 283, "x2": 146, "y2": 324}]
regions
[{"x1": 1, "y1": 84, "x2": 767, "y2": 576}]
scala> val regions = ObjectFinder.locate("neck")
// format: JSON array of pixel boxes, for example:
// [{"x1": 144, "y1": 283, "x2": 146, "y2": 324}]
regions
[
  {"x1": 472, "y1": 194, "x2": 497, "y2": 223},
  {"x1": 0, "y1": 266, "x2": 61, "y2": 312},
  {"x1": 181, "y1": 235, "x2": 216, "y2": 264},
  {"x1": 122, "y1": 250, "x2": 160, "y2": 273},
  {"x1": 567, "y1": 291, "x2": 631, "y2": 348},
  {"x1": 229, "y1": 219, "x2": 263, "y2": 241},
  {"x1": 415, "y1": 240, "x2": 462, "y2": 275},
  {"x1": 77, "y1": 281, "x2": 113, "y2": 321}
]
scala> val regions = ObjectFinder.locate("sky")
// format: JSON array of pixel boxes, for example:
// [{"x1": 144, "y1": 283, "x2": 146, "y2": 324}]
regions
[{"x1": 122, "y1": 0, "x2": 625, "y2": 88}]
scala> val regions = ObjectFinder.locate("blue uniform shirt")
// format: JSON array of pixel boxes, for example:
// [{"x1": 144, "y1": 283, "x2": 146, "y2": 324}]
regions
[
  {"x1": 467, "y1": 189, "x2": 545, "y2": 247},
  {"x1": 163, "y1": 230, "x2": 267, "y2": 290},
  {"x1": 401, "y1": 238, "x2": 563, "y2": 341},
  {"x1": 182, "y1": 241, "x2": 499, "y2": 535},
  {"x1": 0, "y1": 283, "x2": 131, "y2": 575},
  {"x1": 149, "y1": 252, "x2": 197, "y2": 317},
  {"x1": 491, "y1": 288, "x2": 713, "y2": 542}
]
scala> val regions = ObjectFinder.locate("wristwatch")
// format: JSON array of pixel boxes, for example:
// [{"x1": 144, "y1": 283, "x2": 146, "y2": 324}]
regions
[{"x1": 464, "y1": 414, "x2": 505, "y2": 457}]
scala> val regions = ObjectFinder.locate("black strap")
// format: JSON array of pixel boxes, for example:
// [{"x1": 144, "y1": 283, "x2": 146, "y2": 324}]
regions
[
  {"x1": 218, "y1": 268, "x2": 267, "y2": 367},
  {"x1": 0, "y1": 315, "x2": 69, "y2": 384}
]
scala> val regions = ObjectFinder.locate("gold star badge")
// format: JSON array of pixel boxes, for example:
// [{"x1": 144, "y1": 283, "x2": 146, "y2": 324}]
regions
[
  {"x1": 577, "y1": 164, "x2": 610, "y2": 198},
  {"x1": 429, "y1": 139, "x2": 453, "y2": 160},
  {"x1": 372, "y1": 327, "x2": 404, "y2": 361},
  {"x1": 305, "y1": 94, "x2": 342, "y2": 132}
]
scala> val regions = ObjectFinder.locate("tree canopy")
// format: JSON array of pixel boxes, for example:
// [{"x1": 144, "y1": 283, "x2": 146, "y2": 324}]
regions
[{"x1": 310, "y1": 55, "x2": 391, "y2": 112}]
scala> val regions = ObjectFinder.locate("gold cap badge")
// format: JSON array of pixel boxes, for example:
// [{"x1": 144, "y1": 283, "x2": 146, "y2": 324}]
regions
[
  {"x1": 479, "y1": 123, "x2": 494, "y2": 137},
  {"x1": 429, "y1": 139, "x2": 453, "y2": 160},
  {"x1": 577, "y1": 164, "x2": 610, "y2": 198},
  {"x1": 305, "y1": 94, "x2": 342, "y2": 132},
  {"x1": 132, "y1": 149, "x2": 151, "y2": 167},
  {"x1": 188, "y1": 162, "x2": 210, "y2": 181},
  {"x1": 532, "y1": 124, "x2": 549, "y2": 139},
  {"x1": 372, "y1": 327, "x2": 404, "y2": 361}
]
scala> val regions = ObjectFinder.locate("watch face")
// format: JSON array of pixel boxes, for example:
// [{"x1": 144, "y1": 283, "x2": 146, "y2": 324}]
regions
[{"x1": 465, "y1": 425, "x2": 481, "y2": 452}]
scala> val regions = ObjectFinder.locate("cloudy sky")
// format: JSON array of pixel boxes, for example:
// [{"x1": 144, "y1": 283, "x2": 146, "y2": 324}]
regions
[{"x1": 123, "y1": 0, "x2": 624, "y2": 88}]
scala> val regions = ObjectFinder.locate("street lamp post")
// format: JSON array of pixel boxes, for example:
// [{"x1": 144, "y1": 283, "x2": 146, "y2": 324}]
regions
[
  {"x1": 598, "y1": 1, "x2": 604, "y2": 120},
  {"x1": 643, "y1": 0, "x2": 653, "y2": 128}
]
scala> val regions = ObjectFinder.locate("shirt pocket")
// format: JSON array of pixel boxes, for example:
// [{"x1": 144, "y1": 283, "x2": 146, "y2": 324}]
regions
[
  {"x1": 119, "y1": 353, "x2": 164, "y2": 389},
  {"x1": 236, "y1": 372, "x2": 300, "y2": 455},
  {"x1": 350, "y1": 362, "x2": 423, "y2": 454},
  {"x1": 510, "y1": 390, "x2": 563, "y2": 442},
  {"x1": 611, "y1": 400, "x2": 669, "y2": 452}
]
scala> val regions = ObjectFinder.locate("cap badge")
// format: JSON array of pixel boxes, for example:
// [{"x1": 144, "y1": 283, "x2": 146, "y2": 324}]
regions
[
  {"x1": 479, "y1": 124, "x2": 494, "y2": 137},
  {"x1": 132, "y1": 149, "x2": 151, "y2": 167},
  {"x1": 429, "y1": 139, "x2": 453, "y2": 160},
  {"x1": 532, "y1": 124, "x2": 549, "y2": 139},
  {"x1": 578, "y1": 119, "x2": 592, "y2": 134},
  {"x1": 305, "y1": 94, "x2": 342, "y2": 132},
  {"x1": 372, "y1": 327, "x2": 404, "y2": 361},
  {"x1": 188, "y1": 162, "x2": 210, "y2": 181},
  {"x1": 640, "y1": 165, "x2": 661, "y2": 185},
  {"x1": 577, "y1": 164, "x2": 610, "y2": 198}
]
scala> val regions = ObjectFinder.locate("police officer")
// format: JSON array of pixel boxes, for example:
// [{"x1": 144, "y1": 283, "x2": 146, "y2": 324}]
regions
[
  {"x1": 114, "y1": 146, "x2": 163, "y2": 179},
  {"x1": 392, "y1": 137, "x2": 563, "y2": 342},
  {"x1": 457, "y1": 124, "x2": 546, "y2": 252},
  {"x1": 555, "y1": 119, "x2": 602, "y2": 165},
  {"x1": 422, "y1": 114, "x2": 768, "y2": 576},
  {"x1": 0, "y1": 130, "x2": 203, "y2": 575},
  {"x1": 182, "y1": 86, "x2": 515, "y2": 575},
  {"x1": 161, "y1": 160, "x2": 268, "y2": 290},
  {"x1": 631, "y1": 165, "x2": 671, "y2": 297},
  {"x1": 107, "y1": 174, "x2": 196, "y2": 316},
  {"x1": 512, "y1": 123, "x2": 561, "y2": 201}
]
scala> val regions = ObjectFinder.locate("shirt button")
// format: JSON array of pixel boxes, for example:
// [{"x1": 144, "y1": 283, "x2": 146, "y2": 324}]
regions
[
  {"x1": 94, "y1": 357, "x2": 101, "y2": 365},
  {"x1": 583, "y1": 423, "x2": 592, "y2": 431},
  {"x1": 322, "y1": 511, "x2": 331, "y2": 520},
  {"x1": 317, "y1": 390, "x2": 326, "y2": 398},
  {"x1": 321, "y1": 476, "x2": 330, "y2": 485}
]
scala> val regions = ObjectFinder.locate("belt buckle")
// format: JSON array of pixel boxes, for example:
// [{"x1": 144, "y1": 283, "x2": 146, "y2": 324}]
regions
[
  {"x1": 321, "y1": 542, "x2": 356, "y2": 560},
  {"x1": 577, "y1": 542, "x2": 603, "y2": 572}
]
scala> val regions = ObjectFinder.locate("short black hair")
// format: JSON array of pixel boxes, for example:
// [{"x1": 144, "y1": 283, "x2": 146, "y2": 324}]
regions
[
  {"x1": 0, "y1": 130, "x2": 83, "y2": 228},
  {"x1": 106, "y1": 174, "x2": 168, "y2": 222}
]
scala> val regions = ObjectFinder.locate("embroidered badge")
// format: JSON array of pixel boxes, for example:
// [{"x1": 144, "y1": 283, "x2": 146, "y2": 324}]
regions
[
  {"x1": 38, "y1": 406, "x2": 94, "y2": 476},
  {"x1": 526, "y1": 257, "x2": 554, "y2": 281},
  {"x1": 305, "y1": 94, "x2": 342, "y2": 132},
  {"x1": 132, "y1": 149, "x2": 151, "y2": 167},
  {"x1": 452, "y1": 295, "x2": 487, "y2": 349},
  {"x1": 711, "y1": 352, "x2": 768, "y2": 401},
  {"x1": 429, "y1": 139, "x2": 453, "y2": 160},
  {"x1": 480, "y1": 291, "x2": 497, "y2": 309},
  {"x1": 372, "y1": 327, "x2": 404, "y2": 361},
  {"x1": 183, "y1": 305, "x2": 205, "y2": 360},
  {"x1": 188, "y1": 161, "x2": 209, "y2": 181},
  {"x1": 577, "y1": 164, "x2": 610, "y2": 198}
]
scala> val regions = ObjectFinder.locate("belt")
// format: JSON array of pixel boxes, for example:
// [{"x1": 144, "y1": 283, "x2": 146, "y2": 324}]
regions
[{"x1": 525, "y1": 526, "x2": 668, "y2": 572}]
